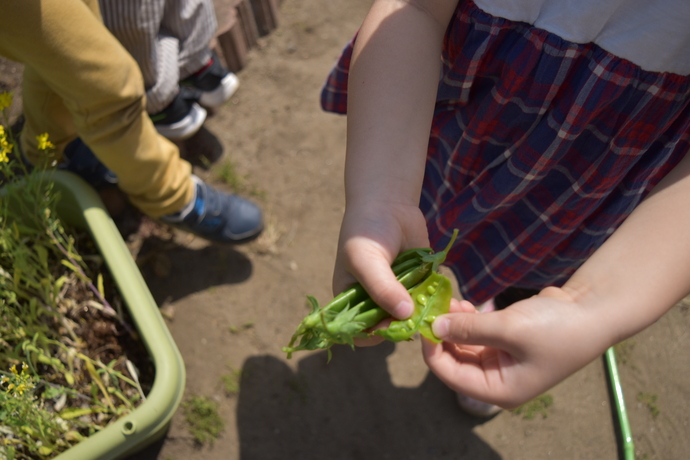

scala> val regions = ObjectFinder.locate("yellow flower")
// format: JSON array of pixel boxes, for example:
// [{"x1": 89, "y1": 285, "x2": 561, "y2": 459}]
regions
[
  {"x1": 0, "y1": 91, "x2": 12, "y2": 111},
  {"x1": 36, "y1": 132, "x2": 54, "y2": 151},
  {"x1": 0, "y1": 125, "x2": 11, "y2": 162},
  {"x1": 13, "y1": 382, "x2": 29, "y2": 396},
  {"x1": 0, "y1": 145, "x2": 9, "y2": 163},
  {"x1": 3, "y1": 363, "x2": 34, "y2": 396}
]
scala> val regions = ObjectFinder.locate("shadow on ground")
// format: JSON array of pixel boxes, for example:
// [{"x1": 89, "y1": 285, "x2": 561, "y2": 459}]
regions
[
  {"x1": 138, "y1": 236, "x2": 254, "y2": 305},
  {"x1": 126, "y1": 341, "x2": 502, "y2": 460},
  {"x1": 234, "y1": 342, "x2": 501, "y2": 460},
  {"x1": 176, "y1": 125, "x2": 225, "y2": 169}
]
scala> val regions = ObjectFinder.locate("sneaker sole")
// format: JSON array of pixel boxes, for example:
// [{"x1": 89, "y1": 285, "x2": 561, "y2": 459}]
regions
[
  {"x1": 198, "y1": 73, "x2": 240, "y2": 108},
  {"x1": 155, "y1": 102, "x2": 207, "y2": 140},
  {"x1": 162, "y1": 219, "x2": 264, "y2": 245}
]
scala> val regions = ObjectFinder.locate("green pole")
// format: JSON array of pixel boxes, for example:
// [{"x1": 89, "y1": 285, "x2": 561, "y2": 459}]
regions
[{"x1": 605, "y1": 347, "x2": 635, "y2": 460}]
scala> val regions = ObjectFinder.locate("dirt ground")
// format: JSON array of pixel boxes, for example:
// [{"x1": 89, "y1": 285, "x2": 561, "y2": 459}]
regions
[{"x1": 2, "y1": 0, "x2": 690, "y2": 459}]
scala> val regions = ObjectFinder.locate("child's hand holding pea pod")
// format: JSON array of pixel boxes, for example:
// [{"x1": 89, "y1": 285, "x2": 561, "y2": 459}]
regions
[{"x1": 283, "y1": 229, "x2": 458, "y2": 361}]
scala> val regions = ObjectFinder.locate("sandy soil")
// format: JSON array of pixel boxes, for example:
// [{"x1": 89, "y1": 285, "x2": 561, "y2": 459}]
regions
[{"x1": 3, "y1": 0, "x2": 689, "y2": 459}]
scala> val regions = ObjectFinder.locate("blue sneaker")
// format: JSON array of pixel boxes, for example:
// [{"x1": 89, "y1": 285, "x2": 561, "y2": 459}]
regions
[
  {"x1": 58, "y1": 138, "x2": 118, "y2": 189},
  {"x1": 161, "y1": 175, "x2": 263, "y2": 244}
]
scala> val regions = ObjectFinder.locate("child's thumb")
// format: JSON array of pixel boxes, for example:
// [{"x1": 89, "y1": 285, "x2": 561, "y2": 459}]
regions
[{"x1": 357, "y1": 256, "x2": 414, "y2": 319}]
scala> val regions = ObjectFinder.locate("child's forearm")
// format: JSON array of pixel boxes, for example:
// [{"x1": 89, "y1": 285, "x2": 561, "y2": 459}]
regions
[
  {"x1": 564, "y1": 152, "x2": 690, "y2": 343},
  {"x1": 332, "y1": 1, "x2": 459, "y2": 317},
  {"x1": 345, "y1": 0, "x2": 459, "y2": 208}
]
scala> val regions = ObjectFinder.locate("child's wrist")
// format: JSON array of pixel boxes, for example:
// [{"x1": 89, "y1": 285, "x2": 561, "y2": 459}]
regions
[
  {"x1": 536, "y1": 285, "x2": 624, "y2": 351},
  {"x1": 557, "y1": 280, "x2": 647, "y2": 348}
]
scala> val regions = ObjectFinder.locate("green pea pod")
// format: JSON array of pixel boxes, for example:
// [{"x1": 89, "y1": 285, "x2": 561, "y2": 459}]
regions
[
  {"x1": 391, "y1": 247, "x2": 433, "y2": 266},
  {"x1": 373, "y1": 270, "x2": 452, "y2": 343},
  {"x1": 283, "y1": 229, "x2": 459, "y2": 359}
]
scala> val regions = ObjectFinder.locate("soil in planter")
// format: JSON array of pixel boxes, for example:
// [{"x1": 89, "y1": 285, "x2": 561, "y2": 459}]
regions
[{"x1": 57, "y1": 233, "x2": 156, "y2": 396}]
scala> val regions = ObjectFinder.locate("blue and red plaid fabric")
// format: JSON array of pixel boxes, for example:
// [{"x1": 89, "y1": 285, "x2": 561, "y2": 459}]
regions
[{"x1": 321, "y1": 1, "x2": 690, "y2": 304}]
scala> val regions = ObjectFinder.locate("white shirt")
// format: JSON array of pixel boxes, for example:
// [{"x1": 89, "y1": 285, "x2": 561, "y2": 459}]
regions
[{"x1": 474, "y1": 0, "x2": 690, "y2": 74}]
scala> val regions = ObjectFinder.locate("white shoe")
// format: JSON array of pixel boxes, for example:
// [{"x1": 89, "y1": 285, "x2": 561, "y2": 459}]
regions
[
  {"x1": 183, "y1": 52, "x2": 240, "y2": 108},
  {"x1": 477, "y1": 297, "x2": 497, "y2": 313},
  {"x1": 198, "y1": 72, "x2": 240, "y2": 108},
  {"x1": 456, "y1": 393, "x2": 502, "y2": 417},
  {"x1": 153, "y1": 101, "x2": 207, "y2": 141}
]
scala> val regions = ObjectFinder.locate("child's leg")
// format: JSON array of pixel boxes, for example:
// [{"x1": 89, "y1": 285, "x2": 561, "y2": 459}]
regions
[
  {"x1": 163, "y1": 0, "x2": 218, "y2": 80},
  {"x1": 163, "y1": 0, "x2": 242, "y2": 110},
  {"x1": 99, "y1": 0, "x2": 180, "y2": 114},
  {"x1": 0, "y1": 0, "x2": 194, "y2": 217},
  {"x1": 100, "y1": 0, "x2": 224, "y2": 138},
  {"x1": 19, "y1": 67, "x2": 78, "y2": 166}
]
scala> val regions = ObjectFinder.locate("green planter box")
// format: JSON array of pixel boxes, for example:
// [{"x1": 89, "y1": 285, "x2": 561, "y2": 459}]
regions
[{"x1": 47, "y1": 171, "x2": 186, "y2": 460}]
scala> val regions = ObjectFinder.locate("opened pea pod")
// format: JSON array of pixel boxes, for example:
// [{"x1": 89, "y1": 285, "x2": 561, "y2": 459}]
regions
[{"x1": 282, "y1": 229, "x2": 459, "y2": 360}]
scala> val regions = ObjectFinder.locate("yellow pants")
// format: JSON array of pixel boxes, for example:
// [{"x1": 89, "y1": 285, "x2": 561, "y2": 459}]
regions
[{"x1": 0, "y1": 0, "x2": 194, "y2": 217}]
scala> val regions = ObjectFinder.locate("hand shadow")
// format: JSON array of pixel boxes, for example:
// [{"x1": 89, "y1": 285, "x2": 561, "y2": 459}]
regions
[
  {"x1": 237, "y1": 343, "x2": 502, "y2": 460},
  {"x1": 137, "y1": 234, "x2": 253, "y2": 304}
]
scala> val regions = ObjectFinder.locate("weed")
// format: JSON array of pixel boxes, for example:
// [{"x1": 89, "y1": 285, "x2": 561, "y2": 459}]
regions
[
  {"x1": 220, "y1": 368, "x2": 242, "y2": 396},
  {"x1": 614, "y1": 339, "x2": 636, "y2": 365},
  {"x1": 637, "y1": 392, "x2": 660, "y2": 418},
  {"x1": 228, "y1": 321, "x2": 254, "y2": 334},
  {"x1": 212, "y1": 159, "x2": 265, "y2": 199},
  {"x1": 183, "y1": 395, "x2": 225, "y2": 445},
  {"x1": 215, "y1": 160, "x2": 243, "y2": 192},
  {"x1": 511, "y1": 394, "x2": 554, "y2": 420},
  {"x1": 1, "y1": 91, "x2": 146, "y2": 459},
  {"x1": 0, "y1": 363, "x2": 79, "y2": 458}
]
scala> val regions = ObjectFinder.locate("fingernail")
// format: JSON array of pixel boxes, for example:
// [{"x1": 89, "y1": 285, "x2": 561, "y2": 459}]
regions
[
  {"x1": 392, "y1": 300, "x2": 413, "y2": 319},
  {"x1": 432, "y1": 316, "x2": 449, "y2": 338}
]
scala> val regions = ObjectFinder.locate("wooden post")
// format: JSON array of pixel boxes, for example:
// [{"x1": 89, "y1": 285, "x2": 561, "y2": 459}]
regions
[
  {"x1": 211, "y1": 0, "x2": 281, "y2": 72},
  {"x1": 215, "y1": 9, "x2": 249, "y2": 72},
  {"x1": 236, "y1": 0, "x2": 260, "y2": 48},
  {"x1": 250, "y1": 0, "x2": 280, "y2": 36}
]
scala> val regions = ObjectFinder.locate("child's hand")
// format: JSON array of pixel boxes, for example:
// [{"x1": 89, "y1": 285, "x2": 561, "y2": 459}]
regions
[
  {"x1": 332, "y1": 201, "x2": 429, "y2": 346},
  {"x1": 422, "y1": 287, "x2": 613, "y2": 408}
]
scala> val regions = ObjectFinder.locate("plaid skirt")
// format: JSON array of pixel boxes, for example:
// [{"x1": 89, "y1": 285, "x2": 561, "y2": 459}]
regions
[{"x1": 321, "y1": 1, "x2": 690, "y2": 304}]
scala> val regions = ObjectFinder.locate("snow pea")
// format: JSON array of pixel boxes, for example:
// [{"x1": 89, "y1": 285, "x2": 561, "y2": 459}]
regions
[
  {"x1": 373, "y1": 270, "x2": 452, "y2": 343},
  {"x1": 283, "y1": 229, "x2": 458, "y2": 359}
]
